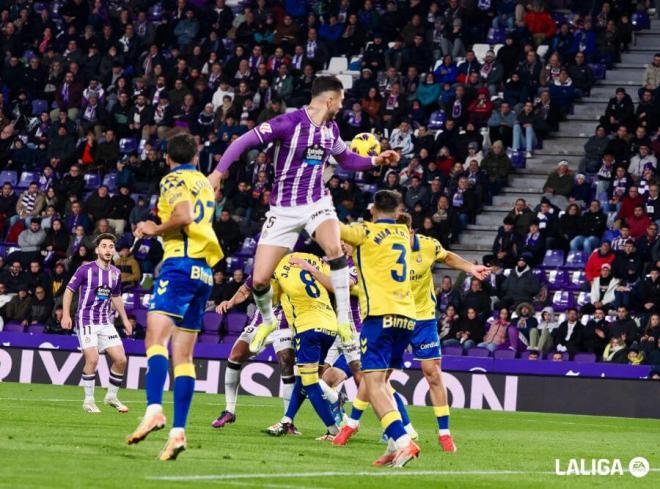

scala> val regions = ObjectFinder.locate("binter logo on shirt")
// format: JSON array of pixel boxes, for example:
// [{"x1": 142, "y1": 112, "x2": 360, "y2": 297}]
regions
[
  {"x1": 303, "y1": 144, "x2": 325, "y2": 166},
  {"x1": 95, "y1": 286, "x2": 111, "y2": 301}
]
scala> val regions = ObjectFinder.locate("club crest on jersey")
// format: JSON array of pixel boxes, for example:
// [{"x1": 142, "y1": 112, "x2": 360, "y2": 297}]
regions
[
  {"x1": 259, "y1": 122, "x2": 272, "y2": 134},
  {"x1": 303, "y1": 144, "x2": 325, "y2": 166},
  {"x1": 321, "y1": 126, "x2": 333, "y2": 140}
]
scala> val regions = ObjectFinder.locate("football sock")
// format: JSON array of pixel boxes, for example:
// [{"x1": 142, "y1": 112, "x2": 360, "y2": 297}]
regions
[
  {"x1": 281, "y1": 374, "x2": 295, "y2": 413},
  {"x1": 81, "y1": 372, "x2": 95, "y2": 400},
  {"x1": 380, "y1": 410, "x2": 410, "y2": 449},
  {"x1": 347, "y1": 397, "x2": 369, "y2": 428},
  {"x1": 172, "y1": 363, "x2": 195, "y2": 429},
  {"x1": 224, "y1": 361, "x2": 242, "y2": 413},
  {"x1": 283, "y1": 376, "x2": 306, "y2": 422},
  {"x1": 145, "y1": 345, "x2": 169, "y2": 408},
  {"x1": 253, "y1": 285, "x2": 274, "y2": 325},
  {"x1": 392, "y1": 389, "x2": 411, "y2": 426},
  {"x1": 106, "y1": 369, "x2": 124, "y2": 399},
  {"x1": 434, "y1": 405, "x2": 451, "y2": 435},
  {"x1": 300, "y1": 366, "x2": 336, "y2": 428},
  {"x1": 319, "y1": 379, "x2": 339, "y2": 404},
  {"x1": 328, "y1": 256, "x2": 350, "y2": 326}
]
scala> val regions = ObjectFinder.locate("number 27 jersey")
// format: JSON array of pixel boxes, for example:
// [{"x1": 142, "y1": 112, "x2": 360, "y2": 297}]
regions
[
  {"x1": 158, "y1": 164, "x2": 223, "y2": 268},
  {"x1": 340, "y1": 220, "x2": 416, "y2": 321}
]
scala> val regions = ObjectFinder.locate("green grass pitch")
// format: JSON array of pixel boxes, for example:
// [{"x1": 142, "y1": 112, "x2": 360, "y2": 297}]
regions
[{"x1": 0, "y1": 382, "x2": 658, "y2": 489}]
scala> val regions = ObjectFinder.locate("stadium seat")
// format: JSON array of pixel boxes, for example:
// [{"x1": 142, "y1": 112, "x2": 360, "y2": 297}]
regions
[
  {"x1": 532, "y1": 268, "x2": 547, "y2": 284},
  {"x1": 202, "y1": 312, "x2": 223, "y2": 333},
  {"x1": 225, "y1": 257, "x2": 244, "y2": 273},
  {"x1": 443, "y1": 346, "x2": 464, "y2": 356},
  {"x1": 0, "y1": 170, "x2": 18, "y2": 186},
  {"x1": 568, "y1": 271, "x2": 586, "y2": 290},
  {"x1": 508, "y1": 149, "x2": 526, "y2": 169},
  {"x1": 121, "y1": 292, "x2": 137, "y2": 310},
  {"x1": 541, "y1": 249, "x2": 565, "y2": 268},
  {"x1": 327, "y1": 57, "x2": 348, "y2": 74},
  {"x1": 428, "y1": 110, "x2": 447, "y2": 131},
  {"x1": 199, "y1": 334, "x2": 219, "y2": 344},
  {"x1": 576, "y1": 292, "x2": 591, "y2": 308},
  {"x1": 225, "y1": 313, "x2": 247, "y2": 334},
  {"x1": 31, "y1": 99, "x2": 49, "y2": 116},
  {"x1": 494, "y1": 349, "x2": 516, "y2": 360},
  {"x1": 472, "y1": 43, "x2": 489, "y2": 62},
  {"x1": 221, "y1": 334, "x2": 239, "y2": 344},
  {"x1": 632, "y1": 12, "x2": 651, "y2": 30},
  {"x1": 102, "y1": 173, "x2": 117, "y2": 190},
  {"x1": 27, "y1": 324, "x2": 45, "y2": 334},
  {"x1": 551, "y1": 291, "x2": 574, "y2": 312},
  {"x1": 17, "y1": 171, "x2": 39, "y2": 189},
  {"x1": 536, "y1": 44, "x2": 549, "y2": 59},
  {"x1": 119, "y1": 138, "x2": 138, "y2": 154},
  {"x1": 573, "y1": 352, "x2": 597, "y2": 363},
  {"x1": 132, "y1": 309, "x2": 148, "y2": 327},
  {"x1": 3, "y1": 321, "x2": 24, "y2": 332},
  {"x1": 487, "y1": 28, "x2": 506, "y2": 44},
  {"x1": 84, "y1": 173, "x2": 101, "y2": 190},
  {"x1": 140, "y1": 294, "x2": 152, "y2": 309},
  {"x1": 588, "y1": 63, "x2": 606, "y2": 80},
  {"x1": 243, "y1": 258, "x2": 254, "y2": 274},
  {"x1": 149, "y1": 195, "x2": 158, "y2": 208},
  {"x1": 235, "y1": 237, "x2": 257, "y2": 258},
  {"x1": 336, "y1": 73, "x2": 353, "y2": 90},
  {"x1": 546, "y1": 270, "x2": 569, "y2": 290},
  {"x1": 467, "y1": 347, "x2": 491, "y2": 357},
  {"x1": 565, "y1": 251, "x2": 586, "y2": 269}
]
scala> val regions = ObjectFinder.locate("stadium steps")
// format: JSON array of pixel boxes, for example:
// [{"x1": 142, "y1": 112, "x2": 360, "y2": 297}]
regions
[{"x1": 439, "y1": 23, "x2": 658, "y2": 276}]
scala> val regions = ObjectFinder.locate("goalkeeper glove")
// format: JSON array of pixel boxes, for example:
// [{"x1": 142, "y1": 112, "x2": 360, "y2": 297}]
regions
[
  {"x1": 337, "y1": 322, "x2": 355, "y2": 345},
  {"x1": 249, "y1": 320, "x2": 278, "y2": 353}
]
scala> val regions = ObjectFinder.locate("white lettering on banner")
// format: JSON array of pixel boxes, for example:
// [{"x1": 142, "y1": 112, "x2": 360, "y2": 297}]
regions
[
  {"x1": 196, "y1": 361, "x2": 221, "y2": 393},
  {"x1": 19, "y1": 349, "x2": 34, "y2": 383},
  {"x1": 412, "y1": 372, "x2": 467, "y2": 407},
  {"x1": 126, "y1": 355, "x2": 170, "y2": 391},
  {"x1": 241, "y1": 363, "x2": 274, "y2": 397},
  {"x1": 39, "y1": 350, "x2": 81, "y2": 385},
  {"x1": 469, "y1": 374, "x2": 518, "y2": 411},
  {"x1": 0, "y1": 349, "x2": 11, "y2": 380}
]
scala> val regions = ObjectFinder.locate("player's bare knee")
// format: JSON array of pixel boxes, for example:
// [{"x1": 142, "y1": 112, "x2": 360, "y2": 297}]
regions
[
  {"x1": 252, "y1": 276, "x2": 271, "y2": 291},
  {"x1": 277, "y1": 350, "x2": 295, "y2": 375},
  {"x1": 422, "y1": 360, "x2": 442, "y2": 384},
  {"x1": 113, "y1": 355, "x2": 127, "y2": 371}
]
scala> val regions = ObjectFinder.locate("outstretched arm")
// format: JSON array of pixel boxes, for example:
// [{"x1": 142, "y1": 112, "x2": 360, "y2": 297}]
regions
[
  {"x1": 208, "y1": 130, "x2": 263, "y2": 189},
  {"x1": 443, "y1": 251, "x2": 492, "y2": 281},
  {"x1": 216, "y1": 283, "x2": 252, "y2": 314},
  {"x1": 333, "y1": 146, "x2": 401, "y2": 171}
]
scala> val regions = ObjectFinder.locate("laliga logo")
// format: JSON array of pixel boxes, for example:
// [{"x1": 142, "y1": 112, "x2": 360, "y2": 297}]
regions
[{"x1": 554, "y1": 457, "x2": 649, "y2": 477}]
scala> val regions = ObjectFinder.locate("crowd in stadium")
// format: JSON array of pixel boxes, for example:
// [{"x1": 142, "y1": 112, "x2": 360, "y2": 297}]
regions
[{"x1": 0, "y1": 0, "x2": 658, "y2": 373}]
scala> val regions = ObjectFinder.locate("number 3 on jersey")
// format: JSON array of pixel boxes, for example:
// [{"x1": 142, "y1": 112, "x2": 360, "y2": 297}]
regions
[
  {"x1": 194, "y1": 200, "x2": 215, "y2": 224},
  {"x1": 299, "y1": 270, "x2": 321, "y2": 298},
  {"x1": 390, "y1": 243, "x2": 407, "y2": 282}
]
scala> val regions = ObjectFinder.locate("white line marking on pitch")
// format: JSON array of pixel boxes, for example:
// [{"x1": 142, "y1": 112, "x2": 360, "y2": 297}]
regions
[{"x1": 223, "y1": 480, "x2": 326, "y2": 489}]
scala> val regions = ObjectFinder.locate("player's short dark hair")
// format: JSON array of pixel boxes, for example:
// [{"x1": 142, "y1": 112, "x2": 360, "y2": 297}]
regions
[
  {"x1": 95, "y1": 233, "x2": 116, "y2": 247},
  {"x1": 396, "y1": 212, "x2": 412, "y2": 228},
  {"x1": 167, "y1": 133, "x2": 197, "y2": 165},
  {"x1": 311, "y1": 75, "x2": 344, "y2": 97},
  {"x1": 373, "y1": 190, "x2": 402, "y2": 214}
]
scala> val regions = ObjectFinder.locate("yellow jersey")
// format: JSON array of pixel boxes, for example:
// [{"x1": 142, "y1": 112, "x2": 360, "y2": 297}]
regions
[
  {"x1": 158, "y1": 164, "x2": 223, "y2": 268},
  {"x1": 340, "y1": 219, "x2": 416, "y2": 320},
  {"x1": 272, "y1": 253, "x2": 337, "y2": 335},
  {"x1": 409, "y1": 234, "x2": 448, "y2": 320}
]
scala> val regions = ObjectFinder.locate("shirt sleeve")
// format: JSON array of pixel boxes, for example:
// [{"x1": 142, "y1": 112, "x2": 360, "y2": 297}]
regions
[
  {"x1": 433, "y1": 238, "x2": 449, "y2": 263},
  {"x1": 253, "y1": 113, "x2": 288, "y2": 145},
  {"x1": 340, "y1": 222, "x2": 367, "y2": 246},
  {"x1": 271, "y1": 279, "x2": 281, "y2": 306},
  {"x1": 66, "y1": 268, "x2": 83, "y2": 292},
  {"x1": 160, "y1": 173, "x2": 192, "y2": 210},
  {"x1": 112, "y1": 270, "x2": 122, "y2": 297}
]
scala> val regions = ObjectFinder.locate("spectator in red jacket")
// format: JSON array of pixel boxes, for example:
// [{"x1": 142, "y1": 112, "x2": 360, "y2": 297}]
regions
[
  {"x1": 627, "y1": 205, "x2": 652, "y2": 239},
  {"x1": 524, "y1": 5, "x2": 557, "y2": 46},
  {"x1": 585, "y1": 240, "x2": 616, "y2": 282},
  {"x1": 467, "y1": 87, "x2": 494, "y2": 126},
  {"x1": 616, "y1": 186, "x2": 644, "y2": 226}
]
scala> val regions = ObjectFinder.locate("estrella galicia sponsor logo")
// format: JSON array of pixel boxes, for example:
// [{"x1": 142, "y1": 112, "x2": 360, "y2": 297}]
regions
[{"x1": 554, "y1": 457, "x2": 649, "y2": 477}]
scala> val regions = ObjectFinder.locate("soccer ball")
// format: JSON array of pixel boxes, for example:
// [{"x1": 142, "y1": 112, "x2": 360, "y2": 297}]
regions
[{"x1": 350, "y1": 132, "x2": 381, "y2": 157}]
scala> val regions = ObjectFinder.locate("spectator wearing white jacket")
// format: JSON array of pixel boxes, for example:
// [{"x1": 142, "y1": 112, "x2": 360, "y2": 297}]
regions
[
  {"x1": 389, "y1": 120, "x2": 415, "y2": 159},
  {"x1": 583, "y1": 263, "x2": 620, "y2": 314},
  {"x1": 629, "y1": 144, "x2": 657, "y2": 179}
]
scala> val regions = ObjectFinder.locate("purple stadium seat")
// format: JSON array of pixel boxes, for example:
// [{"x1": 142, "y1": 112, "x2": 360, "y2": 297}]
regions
[
  {"x1": 565, "y1": 251, "x2": 586, "y2": 269},
  {"x1": 427, "y1": 109, "x2": 446, "y2": 130},
  {"x1": 236, "y1": 237, "x2": 257, "y2": 258},
  {"x1": 33, "y1": 2, "x2": 48, "y2": 12},
  {"x1": 576, "y1": 292, "x2": 591, "y2": 308},
  {"x1": 568, "y1": 271, "x2": 586, "y2": 290},
  {"x1": 588, "y1": 63, "x2": 606, "y2": 80},
  {"x1": 221, "y1": 334, "x2": 239, "y2": 344},
  {"x1": 467, "y1": 347, "x2": 491, "y2": 358},
  {"x1": 132, "y1": 309, "x2": 148, "y2": 327},
  {"x1": 119, "y1": 138, "x2": 138, "y2": 154},
  {"x1": 226, "y1": 257, "x2": 244, "y2": 273},
  {"x1": 149, "y1": 195, "x2": 158, "y2": 208},
  {"x1": 17, "y1": 171, "x2": 39, "y2": 189},
  {"x1": 148, "y1": 3, "x2": 163, "y2": 21},
  {"x1": 28, "y1": 324, "x2": 45, "y2": 334},
  {"x1": 199, "y1": 334, "x2": 219, "y2": 344},
  {"x1": 442, "y1": 346, "x2": 464, "y2": 356},
  {"x1": 243, "y1": 258, "x2": 254, "y2": 274},
  {"x1": 552, "y1": 291, "x2": 574, "y2": 312},
  {"x1": 532, "y1": 268, "x2": 547, "y2": 284},
  {"x1": 508, "y1": 150, "x2": 526, "y2": 169},
  {"x1": 494, "y1": 349, "x2": 516, "y2": 360},
  {"x1": 103, "y1": 173, "x2": 117, "y2": 190},
  {"x1": 486, "y1": 27, "x2": 506, "y2": 44},
  {"x1": 84, "y1": 173, "x2": 101, "y2": 190},
  {"x1": 357, "y1": 183, "x2": 378, "y2": 194},
  {"x1": 541, "y1": 249, "x2": 565, "y2": 268},
  {"x1": 520, "y1": 350, "x2": 541, "y2": 360},
  {"x1": 334, "y1": 167, "x2": 354, "y2": 180},
  {"x1": 226, "y1": 313, "x2": 247, "y2": 334},
  {"x1": 632, "y1": 12, "x2": 651, "y2": 30},
  {"x1": 121, "y1": 292, "x2": 137, "y2": 310},
  {"x1": 31, "y1": 99, "x2": 49, "y2": 116},
  {"x1": 546, "y1": 270, "x2": 569, "y2": 290},
  {"x1": 3, "y1": 321, "x2": 24, "y2": 332},
  {"x1": 602, "y1": 229, "x2": 619, "y2": 243},
  {"x1": 202, "y1": 312, "x2": 223, "y2": 333},
  {"x1": 0, "y1": 170, "x2": 18, "y2": 186},
  {"x1": 573, "y1": 352, "x2": 596, "y2": 363}
]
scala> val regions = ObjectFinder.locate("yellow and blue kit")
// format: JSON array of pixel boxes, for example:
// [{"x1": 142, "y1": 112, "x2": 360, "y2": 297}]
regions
[
  {"x1": 340, "y1": 219, "x2": 416, "y2": 371},
  {"x1": 408, "y1": 234, "x2": 448, "y2": 360},
  {"x1": 272, "y1": 252, "x2": 337, "y2": 365},
  {"x1": 149, "y1": 163, "x2": 223, "y2": 331}
]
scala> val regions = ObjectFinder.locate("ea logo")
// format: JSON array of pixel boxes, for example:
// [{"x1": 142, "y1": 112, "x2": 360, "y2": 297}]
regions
[{"x1": 628, "y1": 457, "x2": 649, "y2": 478}]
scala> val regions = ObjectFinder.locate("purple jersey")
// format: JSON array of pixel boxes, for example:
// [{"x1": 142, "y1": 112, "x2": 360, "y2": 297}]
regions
[
  {"x1": 66, "y1": 261, "x2": 122, "y2": 327},
  {"x1": 253, "y1": 108, "x2": 347, "y2": 207},
  {"x1": 247, "y1": 305, "x2": 289, "y2": 330}
]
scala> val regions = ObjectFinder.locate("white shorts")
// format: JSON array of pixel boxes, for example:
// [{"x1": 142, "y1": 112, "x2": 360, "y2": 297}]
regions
[
  {"x1": 238, "y1": 325, "x2": 294, "y2": 355},
  {"x1": 77, "y1": 323, "x2": 123, "y2": 352},
  {"x1": 259, "y1": 195, "x2": 337, "y2": 249},
  {"x1": 324, "y1": 335, "x2": 361, "y2": 366}
]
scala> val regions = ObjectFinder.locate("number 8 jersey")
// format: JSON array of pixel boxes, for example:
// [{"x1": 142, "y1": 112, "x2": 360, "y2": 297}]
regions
[
  {"x1": 158, "y1": 164, "x2": 223, "y2": 268},
  {"x1": 272, "y1": 252, "x2": 337, "y2": 335},
  {"x1": 340, "y1": 220, "x2": 416, "y2": 321}
]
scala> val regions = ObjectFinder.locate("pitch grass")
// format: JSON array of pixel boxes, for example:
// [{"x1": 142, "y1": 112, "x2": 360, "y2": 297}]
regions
[{"x1": 0, "y1": 383, "x2": 658, "y2": 489}]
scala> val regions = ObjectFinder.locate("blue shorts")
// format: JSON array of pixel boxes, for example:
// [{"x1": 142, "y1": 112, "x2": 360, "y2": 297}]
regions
[
  {"x1": 149, "y1": 257, "x2": 213, "y2": 332},
  {"x1": 294, "y1": 329, "x2": 337, "y2": 365},
  {"x1": 410, "y1": 319, "x2": 442, "y2": 360},
  {"x1": 360, "y1": 315, "x2": 415, "y2": 372},
  {"x1": 332, "y1": 355, "x2": 353, "y2": 379}
]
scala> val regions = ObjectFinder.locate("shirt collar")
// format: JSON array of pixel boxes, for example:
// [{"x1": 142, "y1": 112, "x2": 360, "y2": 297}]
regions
[
  {"x1": 375, "y1": 218, "x2": 395, "y2": 224},
  {"x1": 170, "y1": 163, "x2": 195, "y2": 173}
]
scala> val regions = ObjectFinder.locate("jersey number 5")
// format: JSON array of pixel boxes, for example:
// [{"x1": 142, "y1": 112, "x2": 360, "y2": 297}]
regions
[
  {"x1": 390, "y1": 244, "x2": 407, "y2": 282},
  {"x1": 299, "y1": 270, "x2": 321, "y2": 298},
  {"x1": 194, "y1": 200, "x2": 215, "y2": 224}
]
